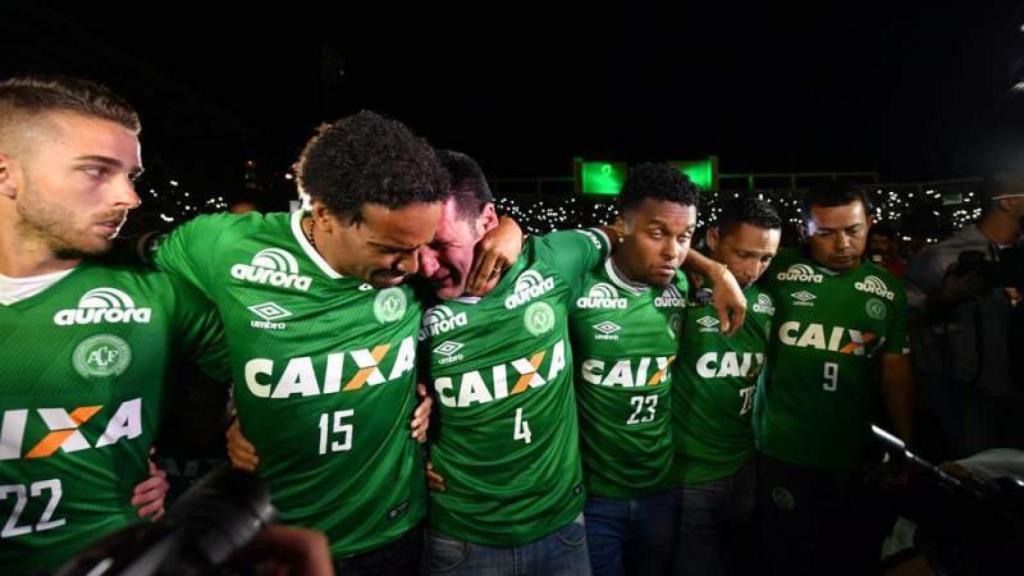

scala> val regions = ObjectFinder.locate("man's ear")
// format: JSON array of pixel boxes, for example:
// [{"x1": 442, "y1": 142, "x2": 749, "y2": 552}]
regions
[
  {"x1": 996, "y1": 197, "x2": 1019, "y2": 214},
  {"x1": 706, "y1": 227, "x2": 720, "y2": 253},
  {"x1": 477, "y1": 202, "x2": 499, "y2": 235},
  {"x1": 310, "y1": 200, "x2": 353, "y2": 234},
  {"x1": 0, "y1": 152, "x2": 20, "y2": 200},
  {"x1": 620, "y1": 210, "x2": 635, "y2": 235}
]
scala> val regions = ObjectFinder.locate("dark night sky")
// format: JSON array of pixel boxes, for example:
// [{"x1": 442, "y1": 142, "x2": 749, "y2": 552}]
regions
[{"x1": 3, "y1": 1, "x2": 1023, "y2": 202}]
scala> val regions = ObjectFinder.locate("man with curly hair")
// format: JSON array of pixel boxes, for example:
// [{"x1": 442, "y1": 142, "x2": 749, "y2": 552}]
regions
[
  {"x1": 150, "y1": 111, "x2": 450, "y2": 574},
  {"x1": 569, "y1": 163, "x2": 697, "y2": 576}
]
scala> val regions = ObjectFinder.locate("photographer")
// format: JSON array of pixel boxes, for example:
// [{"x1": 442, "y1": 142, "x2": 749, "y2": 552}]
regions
[{"x1": 905, "y1": 174, "x2": 1024, "y2": 460}]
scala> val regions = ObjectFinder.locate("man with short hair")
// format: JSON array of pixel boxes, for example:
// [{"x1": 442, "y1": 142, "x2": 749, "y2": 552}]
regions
[
  {"x1": 418, "y1": 150, "x2": 609, "y2": 575},
  {"x1": 0, "y1": 75, "x2": 229, "y2": 573},
  {"x1": 905, "y1": 174, "x2": 1024, "y2": 458},
  {"x1": 671, "y1": 196, "x2": 781, "y2": 576},
  {"x1": 753, "y1": 183, "x2": 913, "y2": 575}
]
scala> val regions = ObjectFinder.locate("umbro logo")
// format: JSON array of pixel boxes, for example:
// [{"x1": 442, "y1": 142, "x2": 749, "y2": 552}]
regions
[
  {"x1": 791, "y1": 291, "x2": 816, "y2": 307},
  {"x1": 433, "y1": 340, "x2": 466, "y2": 365},
  {"x1": 593, "y1": 321, "x2": 622, "y2": 341},
  {"x1": 696, "y1": 315, "x2": 720, "y2": 333},
  {"x1": 248, "y1": 301, "x2": 291, "y2": 330}
]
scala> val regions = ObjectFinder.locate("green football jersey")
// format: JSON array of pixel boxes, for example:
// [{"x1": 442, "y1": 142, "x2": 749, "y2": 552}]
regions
[
  {"x1": 425, "y1": 229, "x2": 609, "y2": 546},
  {"x1": 153, "y1": 211, "x2": 426, "y2": 557},
  {"x1": 0, "y1": 260, "x2": 227, "y2": 574},
  {"x1": 672, "y1": 282, "x2": 773, "y2": 485},
  {"x1": 753, "y1": 248, "x2": 910, "y2": 470},
  {"x1": 569, "y1": 258, "x2": 688, "y2": 499}
]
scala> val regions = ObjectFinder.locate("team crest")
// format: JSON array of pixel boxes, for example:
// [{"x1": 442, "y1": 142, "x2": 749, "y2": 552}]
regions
[
  {"x1": 865, "y1": 298, "x2": 887, "y2": 320},
  {"x1": 668, "y1": 312, "x2": 683, "y2": 338},
  {"x1": 374, "y1": 288, "x2": 407, "y2": 324},
  {"x1": 73, "y1": 334, "x2": 132, "y2": 379},
  {"x1": 524, "y1": 302, "x2": 556, "y2": 336}
]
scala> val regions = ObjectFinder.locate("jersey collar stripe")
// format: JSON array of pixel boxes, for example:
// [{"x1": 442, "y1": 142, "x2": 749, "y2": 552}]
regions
[
  {"x1": 604, "y1": 257, "x2": 646, "y2": 296},
  {"x1": 290, "y1": 210, "x2": 344, "y2": 279},
  {"x1": 590, "y1": 228, "x2": 612, "y2": 253}
]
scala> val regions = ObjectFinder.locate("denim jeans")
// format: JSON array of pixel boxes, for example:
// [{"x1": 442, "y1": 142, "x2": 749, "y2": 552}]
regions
[
  {"x1": 584, "y1": 488, "x2": 678, "y2": 576},
  {"x1": 672, "y1": 459, "x2": 756, "y2": 576},
  {"x1": 423, "y1": 513, "x2": 590, "y2": 576}
]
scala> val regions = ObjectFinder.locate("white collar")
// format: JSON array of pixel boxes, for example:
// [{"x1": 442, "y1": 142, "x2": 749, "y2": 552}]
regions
[{"x1": 604, "y1": 257, "x2": 648, "y2": 295}]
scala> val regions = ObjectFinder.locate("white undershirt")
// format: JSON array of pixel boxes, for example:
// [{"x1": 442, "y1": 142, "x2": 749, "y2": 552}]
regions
[{"x1": 0, "y1": 268, "x2": 75, "y2": 306}]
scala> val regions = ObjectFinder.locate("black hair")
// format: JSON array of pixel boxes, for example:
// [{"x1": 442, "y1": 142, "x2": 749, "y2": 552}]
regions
[
  {"x1": 717, "y1": 196, "x2": 782, "y2": 236},
  {"x1": 800, "y1": 182, "x2": 871, "y2": 223},
  {"x1": 296, "y1": 110, "x2": 448, "y2": 222},
  {"x1": 437, "y1": 149, "x2": 494, "y2": 220},
  {"x1": 618, "y1": 162, "x2": 699, "y2": 213}
]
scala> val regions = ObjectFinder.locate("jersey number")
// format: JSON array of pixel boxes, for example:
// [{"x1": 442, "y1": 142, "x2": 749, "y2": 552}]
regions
[
  {"x1": 823, "y1": 362, "x2": 839, "y2": 392},
  {"x1": 739, "y1": 386, "x2": 755, "y2": 416},
  {"x1": 627, "y1": 395, "x2": 658, "y2": 425},
  {"x1": 0, "y1": 479, "x2": 65, "y2": 539},
  {"x1": 318, "y1": 410, "x2": 354, "y2": 455},
  {"x1": 513, "y1": 408, "x2": 533, "y2": 444}
]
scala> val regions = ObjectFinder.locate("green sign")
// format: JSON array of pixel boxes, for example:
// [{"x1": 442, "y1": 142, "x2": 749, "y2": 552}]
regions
[
  {"x1": 576, "y1": 157, "x2": 718, "y2": 196},
  {"x1": 578, "y1": 161, "x2": 628, "y2": 196},
  {"x1": 670, "y1": 157, "x2": 717, "y2": 190}
]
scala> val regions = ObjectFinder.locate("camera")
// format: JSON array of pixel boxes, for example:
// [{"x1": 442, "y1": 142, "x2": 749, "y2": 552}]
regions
[
  {"x1": 871, "y1": 426, "x2": 1024, "y2": 575},
  {"x1": 949, "y1": 247, "x2": 1023, "y2": 291},
  {"x1": 55, "y1": 467, "x2": 276, "y2": 576},
  {"x1": 949, "y1": 250, "x2": 1000, "y2": 285}
]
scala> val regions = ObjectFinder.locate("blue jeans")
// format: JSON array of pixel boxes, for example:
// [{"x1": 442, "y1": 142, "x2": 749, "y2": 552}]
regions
[
  {"x1": 672, "y1": 460, "x2": 756, "y2": 576},
  {"x1": 584, "y1": 489, "x2": 677, "y2": 576},
  {"x1": 423, "y1": 514, "x2": 590, "y2": 576}
]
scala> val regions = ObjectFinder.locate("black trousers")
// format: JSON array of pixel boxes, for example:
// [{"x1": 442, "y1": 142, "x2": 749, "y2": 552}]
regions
[
  {"x1": 334, "y1": 525, "x2": 423, "y2": 576},
  {"x1": 756, "y1": 454, "x2": 894, "y2": 576}
]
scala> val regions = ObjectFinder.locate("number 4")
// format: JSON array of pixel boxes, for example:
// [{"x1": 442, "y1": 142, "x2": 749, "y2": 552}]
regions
[{"x1": 514, "y1": 408, "x2": 532, "y2": 444}]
